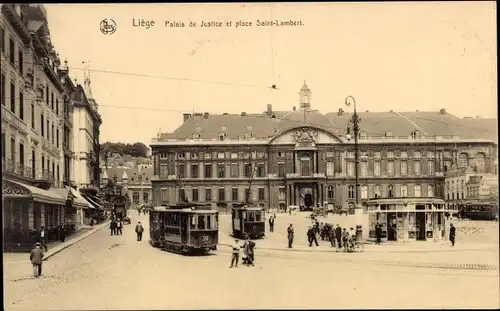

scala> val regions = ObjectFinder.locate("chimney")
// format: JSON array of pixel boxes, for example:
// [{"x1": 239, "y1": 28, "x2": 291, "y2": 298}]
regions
[
  {"x1": 203, "y1": 112, "x2": 209, "y2": 119},
  {"x1": 440, "y1": 108, "x2": 446, "y2": 115},
  {"x1": 266, "y1": 104, "x2": 272, "y2": 116},
  {"x1": 222, "y1": 112, "x2": 228, "y2": 115},
  {"x1": 183, "y1": 113, "x2": 191, "y2": 123},
  {"x1": 293, "y1": 106, "x2": 296, "y2": 111},
  {"x1": 241, "y1": 112, "x2": 247, "y2": 116},
  {"x1": 338, "y1": 108, "x2": 344, "y2": 116}
]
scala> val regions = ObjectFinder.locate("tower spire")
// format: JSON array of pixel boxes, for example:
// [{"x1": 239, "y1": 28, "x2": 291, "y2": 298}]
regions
[{"x1": 82, "y1": 61, "x2": 93, "y2": 98}]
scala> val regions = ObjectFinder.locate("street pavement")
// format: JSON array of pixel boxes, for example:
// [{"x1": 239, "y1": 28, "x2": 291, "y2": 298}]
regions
[{"x1": 3, "y1": 210, "x2": 499, "y2": 310}]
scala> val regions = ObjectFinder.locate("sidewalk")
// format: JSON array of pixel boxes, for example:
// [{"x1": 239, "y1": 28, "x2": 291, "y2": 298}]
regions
[{"x1": 43, "y1": 220, "x2": 110, "y2": 260}]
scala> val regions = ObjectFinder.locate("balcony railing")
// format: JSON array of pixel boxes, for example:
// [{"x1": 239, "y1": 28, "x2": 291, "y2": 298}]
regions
[
  {"x1": 1, "y1": 158, "x2": 59, "y2": 185},
  {"x1": 2, "y1": 158, "x2": 33, "y2": 178},
  {"x1": 2, "y1": 105, "x2": 28, "y2": 135}
]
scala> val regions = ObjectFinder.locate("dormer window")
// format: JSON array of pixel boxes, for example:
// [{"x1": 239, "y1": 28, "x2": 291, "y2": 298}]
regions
[
  {"x1": 385, "y1": 131, "x2": 393, "y2": 138},
  {"x1": 191, "y1": 152, "x2": 198, "y2": 159},
  {"x1": 218, "y1": 133, "x2": 227, "y2": 141},
  {"x1": 177, "y1": 152, "x2": 185, "y2": 159},
  {"x1": 359, "y1": 131, "x2": 367, "y2": 139},
  {"x1": 244, "y1": 132, "x2": 253, "y2": 140},
  {"x1": 192, "y1": 133, "x2": 200, "y2": 139},
  {"x1": 411, "y1": 130, "x2": 419, "y2": 139}
]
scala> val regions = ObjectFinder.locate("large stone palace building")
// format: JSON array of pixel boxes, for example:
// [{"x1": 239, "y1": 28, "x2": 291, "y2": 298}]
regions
[{"x1": 149, "y1": 82, "x2": 497, "y2": 211}]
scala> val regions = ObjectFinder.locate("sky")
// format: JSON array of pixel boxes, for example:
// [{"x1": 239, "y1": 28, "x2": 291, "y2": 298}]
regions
[{"x1": 44, "y1": 2, "x2": 497, "y2": 145}]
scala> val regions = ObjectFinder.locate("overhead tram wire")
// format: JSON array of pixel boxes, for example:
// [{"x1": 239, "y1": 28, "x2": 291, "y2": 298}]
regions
[
  {"x1": 12, "y1": 61, "x2": 276, "y2": 90},
  {"x1": 5, "y1": 95, "x2": 495, "y2": 137}
]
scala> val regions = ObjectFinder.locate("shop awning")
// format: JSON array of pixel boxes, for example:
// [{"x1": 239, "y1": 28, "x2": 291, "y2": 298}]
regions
[
  {"x1": 69, "y1": 187, "x2": 91, "y2": 209},
  {"x1": 2, "y1": 179, "x2": 66, "y2": 205},
  {"x1": 82, "y1": 193, "x2": 104, "y2": 210}
]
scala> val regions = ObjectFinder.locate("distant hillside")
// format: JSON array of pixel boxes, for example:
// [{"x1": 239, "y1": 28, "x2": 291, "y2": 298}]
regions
[{"x1": 100, "y1": 142, "x2": 149, "y2": 158}]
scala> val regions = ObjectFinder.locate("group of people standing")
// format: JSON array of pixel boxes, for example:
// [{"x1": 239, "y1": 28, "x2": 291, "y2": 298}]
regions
[
  {"x1": 230, "y1": 235, "x2": 256, "y2": 268},
  {"x1": 109, "y1": 218, "x2": 124, "y2": 235}
]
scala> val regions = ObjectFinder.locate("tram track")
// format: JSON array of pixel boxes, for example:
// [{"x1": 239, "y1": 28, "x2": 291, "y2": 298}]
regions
[{"x1": 216, "y1": 244, "x2": 499, "y2": 272}]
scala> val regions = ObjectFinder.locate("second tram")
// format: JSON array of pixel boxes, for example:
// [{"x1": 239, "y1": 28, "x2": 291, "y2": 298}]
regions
[{"x1": 231, "y1": 203, "x2": 266, "y2": 239}]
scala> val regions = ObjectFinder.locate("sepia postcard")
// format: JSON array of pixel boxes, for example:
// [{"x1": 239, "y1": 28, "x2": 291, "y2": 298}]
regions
[{"x1": 1, "y1": 2, "x2": 498, "y2": 310}]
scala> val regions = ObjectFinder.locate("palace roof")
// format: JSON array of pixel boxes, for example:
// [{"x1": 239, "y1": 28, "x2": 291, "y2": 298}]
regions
[{"x1": 161, "y1": 108, "x2": 497, "y2": 142}]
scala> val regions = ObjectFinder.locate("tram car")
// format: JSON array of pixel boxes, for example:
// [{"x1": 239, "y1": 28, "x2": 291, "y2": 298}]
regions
[
  {"x1": 149, "y1": 203, "x2": 219, "y2": 255},
  {"x1": 231, "y1": 203, "x2": 266, "y2": 239}
]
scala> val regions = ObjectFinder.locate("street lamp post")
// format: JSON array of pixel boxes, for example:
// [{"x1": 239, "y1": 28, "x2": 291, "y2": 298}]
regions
[{"x1": 345, "y1": 95, "x2": 362, "y2": 210}]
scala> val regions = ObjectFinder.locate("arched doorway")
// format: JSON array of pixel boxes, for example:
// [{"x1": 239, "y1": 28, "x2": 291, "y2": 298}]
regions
[{"x1": 304, "y1": 193, "x2": 313, "y2": 209}]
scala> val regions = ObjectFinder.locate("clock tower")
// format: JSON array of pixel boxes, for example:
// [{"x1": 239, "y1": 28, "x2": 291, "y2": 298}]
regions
[{"x1": 299, "y1": 80, "x2": 312, "y2": 109}]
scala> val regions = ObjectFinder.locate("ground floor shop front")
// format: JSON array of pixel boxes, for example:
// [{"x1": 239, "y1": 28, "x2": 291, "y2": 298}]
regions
[
  {"x1": 366, "y1": 197, "x2": 448, "y2": 242},
  {"x1": 2, "y1": 179, "x2": 90, "y2": 252}
]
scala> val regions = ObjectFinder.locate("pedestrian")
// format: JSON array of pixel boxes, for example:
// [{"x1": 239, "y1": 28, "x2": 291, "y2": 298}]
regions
[
  {"x1": 117, "y1": 219, "x2": 123, "y2": 235},
  {"x1": 287, "y1": 224, "x2": 294, "y2": 248},
  {"x1": 269, "y1": 215, "x2": 275, "y2": 233},
  {"x1": 335, "y1": 224, "x2": 342, "y2": 249},
  {"x1": 307, "y1": 226, "x2": 319, "y2": 247},
  {"x1": 58, "y1": 224, "x2": 66, "y2": 243},
  {"x1": 449, "y1": 223, "x2": 456, "y2": 247},
  {"x1": 328, "y1": 225, "x2": 336, "y2": 247},
  {"x1": 230, "y1": 238, "x2": 241, "y2": 268},
  {"x1": 38, "y1": 226, "x2": 48, "y2": 252},
  {"x1": 342, "y1": 228, "x2": 349, "y2": 252},
  {"x1": 110, "y1": 219, "x2": 116, "y2": 236},
  {"x1": 135, "y1": 221, "x2": 144, "y2": 241},
  {"x1": 30, "y1": 242, "x2": 44, "y2": 277},
  {"x1": 243, "y1": 236, "x2": 255, "y2": 267},
  {"x1": 375, "y1": 222, "x2": 382, "y2": 245}
]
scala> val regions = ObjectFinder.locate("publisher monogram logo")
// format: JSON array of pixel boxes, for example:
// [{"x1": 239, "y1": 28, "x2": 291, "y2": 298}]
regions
[{"x1": 100, "y1": 19, "x2": 117, "y2": 35}]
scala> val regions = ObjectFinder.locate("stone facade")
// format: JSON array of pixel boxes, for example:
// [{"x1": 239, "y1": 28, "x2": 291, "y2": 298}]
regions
[{"x1": 149, "y1": 82, "x2": 497, "y2": 211}]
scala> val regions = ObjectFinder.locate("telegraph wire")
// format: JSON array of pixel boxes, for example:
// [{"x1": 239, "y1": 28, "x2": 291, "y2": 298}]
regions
[
  {"x1": 2, "y1": 96, "x2": 496, "y2": 136},
  {"x1": 7, "y1": 61, "x2": 278, "y2": 90}
]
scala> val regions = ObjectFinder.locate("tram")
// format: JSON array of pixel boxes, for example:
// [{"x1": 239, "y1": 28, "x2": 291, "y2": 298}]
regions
[
  {"x1": 149, "y1": 203, "x2": 219, "y2": 255},
  {"x1": 231, "y1": 202, "x2": 266, "y2": 239},
  {"x1": 459, "y1": 201, "x2": 499, "y2": 221}
]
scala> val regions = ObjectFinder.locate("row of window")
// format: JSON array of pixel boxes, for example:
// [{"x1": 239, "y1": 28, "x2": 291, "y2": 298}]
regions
[
  {"x1": 157, "y1": 150, "x2": 476, "y2": 162},
  {"x1": 164, "y1": 160, "x2": 438, "y2": 179},
  {"x1": 156, "y1": 184, "x2": 436, "y2": 204},
  {"x1": 1, "y1": 26, "x2": 64, "y2": 115},
  {"x1": 345, "y1": 184, "x2": 434, "y2": 199},
  {"x1": 132, "y1": 192, "x2": 149, "y2": 204},
  {"x1": 0, "y1": 133, "x2": 61, "y2": 179},
  {"x1": 176, "y1": 187, "x2": 265, "y2": 202}
]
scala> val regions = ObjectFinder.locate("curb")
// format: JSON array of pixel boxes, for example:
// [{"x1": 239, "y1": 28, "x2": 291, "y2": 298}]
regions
[
  {"x1": 43, "y1": 221, "x2": 110, "y2": 261},
  {"x1": 217, "y1": 242, "x2": 495, "y2": 254}
]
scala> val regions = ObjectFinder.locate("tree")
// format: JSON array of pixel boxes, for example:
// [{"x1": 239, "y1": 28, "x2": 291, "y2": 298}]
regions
[{"x1": 100, "y1": 141, "x2": 149, "y2": 158}]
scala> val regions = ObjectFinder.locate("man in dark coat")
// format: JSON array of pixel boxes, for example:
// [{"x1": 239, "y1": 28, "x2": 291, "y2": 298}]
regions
[
  {"x1": 58, "y1": 224, "x2": 66, "y2": 243},
  {"x1": 328, "y1": 225, "x2": 336, "y2": 247},
  {"x1": 30, "y1": 243, "x2": 45, "y2": 277},
  {"x1": 287, "y1": 224, "x2": 294, "y2": 248},
  {"x1": 110, "y1": 220, "x2": 116, "y2": 236},
  {"x1": 375, "y1": 222, "x2": 383, "y2": 245},
  {"x1": 135, "y1": 221, "x2": 144, "y2": 241},
  {"x1": 335, "y1": 224, "x2": 342, "y2": 249},
  {"x1": 307, "y1": 226, "x2": 319, "y2": 247},
  {"x1": 449, "y1": 223, "x2": 456, "y2": 246},
  {"x1": 268, "y1": 216, "x2": 275, "y2": 233}
]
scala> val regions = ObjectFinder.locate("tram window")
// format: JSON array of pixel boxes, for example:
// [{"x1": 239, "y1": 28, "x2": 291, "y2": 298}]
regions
[
  {"x1": 206, "y1": 216, "x2": 212, "y2": 230},
  {"x1": 242, "y1": 212, "x2": 246, "y2": 220},
  {"x1": 190, "y1": 216, "x2": 197, "y2": 229},
  {"x1": 214, "y1": 215, "x2": 218, "y2": 228},
  {"x1": 198, "y1": 215, "x2": 206, "y2": 229},
  {"x1": 248, "y1": 212, "x2": 255, "y2": 222},
  {"x1": 255, "y1": 211, "x2": 261, "y2": 221}
]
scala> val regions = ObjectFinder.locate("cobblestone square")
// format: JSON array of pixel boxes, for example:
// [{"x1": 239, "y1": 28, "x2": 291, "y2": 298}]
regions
[{"x1": 3, "y1": 211, "x2": 499, "y2": 310}]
